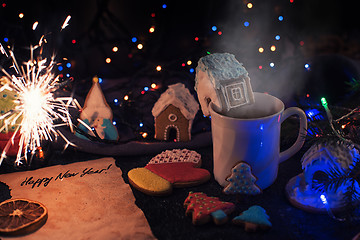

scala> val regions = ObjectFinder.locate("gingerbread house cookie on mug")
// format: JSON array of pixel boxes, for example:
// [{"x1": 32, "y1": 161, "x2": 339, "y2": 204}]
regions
[{"x1": 195, "y1": 53, "x2": 255, "y2": 118}]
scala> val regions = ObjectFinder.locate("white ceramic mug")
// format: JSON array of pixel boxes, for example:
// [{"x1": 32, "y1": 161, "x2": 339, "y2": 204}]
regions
[{"x1": 209, "y1": 92, "x2": 307, "y2": 190}]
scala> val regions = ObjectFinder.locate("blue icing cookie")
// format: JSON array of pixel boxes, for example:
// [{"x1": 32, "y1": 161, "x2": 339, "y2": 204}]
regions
[
  {"x1": 233, "y1": 205, "x2": 272, "y2": 227},
  {"x1": 75, "y1": 119, "x2": 91, "y2": 140},
  {"x1": 102, "y1": 118, "x2": 118, "y2": 140},
  {"x1": 210, "y1": 209, "x2": 227, "y2": 221},
  {"x1": 210, "y1": 209, "x2": 229, "y2": 225}
]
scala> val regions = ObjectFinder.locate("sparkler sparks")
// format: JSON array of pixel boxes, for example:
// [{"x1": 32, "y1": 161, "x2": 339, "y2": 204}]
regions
[
  {"x1": 32, "y1": 21, "x2": 39, "y2": 31},
  {"x1": 61, "y1": 15, "x2": 71, "y2": 31},
  {"x1": 0, "y1": 40, "x2": 76, "y2": 166}
]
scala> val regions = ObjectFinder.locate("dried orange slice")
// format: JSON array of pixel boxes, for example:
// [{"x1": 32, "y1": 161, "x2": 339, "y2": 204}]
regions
[{"x1": 0, "y1": 198, "x2": 48, "y2": 236}]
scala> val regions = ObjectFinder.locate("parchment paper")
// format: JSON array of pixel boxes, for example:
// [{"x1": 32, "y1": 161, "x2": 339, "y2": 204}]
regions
[{"x1": 0, "y1": 157, "x2": 156, "y2": 240}]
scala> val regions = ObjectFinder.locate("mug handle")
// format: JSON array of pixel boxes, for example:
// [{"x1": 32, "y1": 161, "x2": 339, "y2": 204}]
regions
[{"x1": 279, "y1": 107, "x2": 307, "y2": 163}]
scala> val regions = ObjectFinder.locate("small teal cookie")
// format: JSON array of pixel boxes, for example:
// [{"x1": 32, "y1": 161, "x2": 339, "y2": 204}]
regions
[{"x1": 233, "y1": 205, "x2": 271, "y2": 232}]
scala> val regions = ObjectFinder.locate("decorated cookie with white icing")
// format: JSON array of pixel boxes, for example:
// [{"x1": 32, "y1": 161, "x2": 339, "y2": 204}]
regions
[
  {"x1": 195, "y1": 53, "x2": 255, "y2": 117},
  {"x1": 148, "y1": 149, "x2": 201, "y2": 166},
  {"x1": 286, "y1": 141, "x2": 360, "y2": 212},
  {"x1": 184, "y1": 191, "x2": 235, "y2": 225},
  {"x1": 223, "y1": 162, "x2": 261, "y2": 195},
  {"x1": 152, "y1": 83, "x2": 199, "y2": 142},
  {"x1": 128, "y1": 149, "x2": 210, "y2": 196}
]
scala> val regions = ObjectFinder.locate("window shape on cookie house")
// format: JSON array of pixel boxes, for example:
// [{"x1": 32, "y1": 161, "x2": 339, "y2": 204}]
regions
[
  {"x1": 168, "y1": 113, "x2": 177, "y2": 122},
  {"x1": 224, "y1": 82, "x2": 249, "y2": 108},
  {"x1": 152, "y1": 83, "x2": 199, "y2": 142},
  {"x1": 231, "y1": 87, "x2": 242, "y2": 100}
]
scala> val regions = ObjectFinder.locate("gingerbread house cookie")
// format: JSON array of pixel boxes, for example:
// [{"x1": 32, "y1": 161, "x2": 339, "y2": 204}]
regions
[
  {"x1": 152, "y1": 83, "x2": 199, "y2": 142},
  {"x1": 286, "y1": 141, "x2": 360, "y2": 212},
  {"x1": 195, "y1": 53, "x2": 254, "y2": 117}
]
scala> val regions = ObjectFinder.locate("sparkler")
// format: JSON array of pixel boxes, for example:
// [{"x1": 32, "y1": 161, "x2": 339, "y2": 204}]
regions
[{"x1": 0, "y1": 39, "x2": 76, "y2": 166}]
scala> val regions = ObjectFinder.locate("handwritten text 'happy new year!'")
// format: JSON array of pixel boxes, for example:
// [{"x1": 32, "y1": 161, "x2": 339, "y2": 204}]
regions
[{"x1": 20, "y1": 164, "x2": 113, "y2": 188}]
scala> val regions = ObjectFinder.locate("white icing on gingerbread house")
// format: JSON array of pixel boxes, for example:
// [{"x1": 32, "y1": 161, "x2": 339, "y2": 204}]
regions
[
  {"x1": 301, "y1": 142, "x2": 359, "y2": 191},
  {"x1": 288, "y1": 141, "x2": 360, "y2": 210},
  {"x1": 195, "y1": 53, "x2": 254, "y2": 117},
  {"x1": 152, "y1": 83, "x2": 199, "y2": 142}
]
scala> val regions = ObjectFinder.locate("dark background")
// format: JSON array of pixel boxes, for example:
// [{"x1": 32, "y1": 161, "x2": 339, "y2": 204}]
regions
[{"x1": 1, "y1": 0, "x2": 360, "y2": 138}]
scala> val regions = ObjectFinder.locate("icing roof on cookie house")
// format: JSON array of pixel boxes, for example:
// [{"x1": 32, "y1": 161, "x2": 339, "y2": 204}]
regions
[
  {"x1": 152, "y1": 83, "x2": 199, "y2": 120},
  {"x1": 196, "y1": 53, "x2": 248, "y2": 89},
  {"x1": 301, "y1": 142, "x2": 359, "y2": 170}
]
